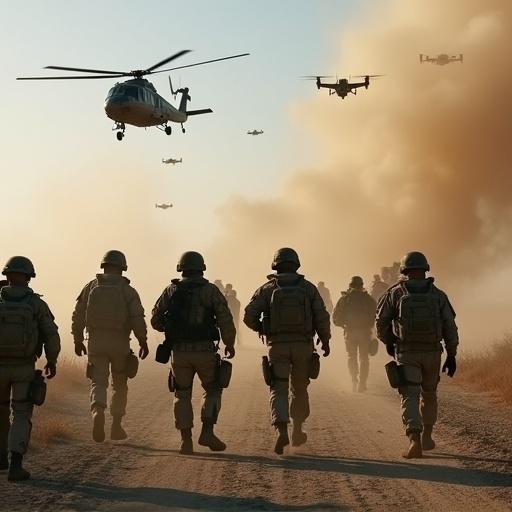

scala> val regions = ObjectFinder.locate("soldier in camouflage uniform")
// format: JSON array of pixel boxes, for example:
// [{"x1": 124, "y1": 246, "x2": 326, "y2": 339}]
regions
[
  {"x1": 0, "y1": 256, "x2": 60, "y2": 481},
  {"x1": 333, "y1": 276, "x2": 376, "y2": 393},
  {"x1": 151, "y1": 251, "x2": 236, "y2": 455},
  {"x1": 376, "y1": 252, "x2": 458, "y2": 459},
  {"x1": 244, "y1": 248, "x2": 331, "y2": 454},
  {"x1": 72, "y1": 250, "x2": 148, "y2": 443}
]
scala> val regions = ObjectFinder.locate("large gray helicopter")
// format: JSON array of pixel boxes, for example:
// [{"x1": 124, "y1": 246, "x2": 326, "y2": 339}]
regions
[{"x1": 17, "y1": 50, "x2": 249, "y2": 141}]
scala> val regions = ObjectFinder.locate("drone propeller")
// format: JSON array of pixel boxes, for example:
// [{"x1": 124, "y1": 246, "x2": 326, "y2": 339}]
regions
[
  {"x1": 301, "y1": 75, "x2": 333, "y2": 79},
  {"x1": 352, "y1": 74, "x2": 385, "y2": 79},
  {"x1": 17, "y1": 50, "x2": 249, "y2": 81}
]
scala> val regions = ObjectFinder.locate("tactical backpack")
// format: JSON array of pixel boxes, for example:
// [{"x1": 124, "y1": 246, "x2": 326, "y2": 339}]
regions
[
  {"x1": 85, "y1": 279, "x2": 129, "y2": 330},
  {"x1": 0, "y1": 292, "x2": 39, "y2": 358},
  {"x1": 165, "y1": 281, "x2": 219, "y2": 342},
  {"x1": 340, "y1": 291, "x2": 375, "y2": 330},
  {"x1": 397, "y1": 283, "x2": 442, "y2": 345},
  {"x1": 268, "y1": 280, "x2": 312, "y2": 339}
]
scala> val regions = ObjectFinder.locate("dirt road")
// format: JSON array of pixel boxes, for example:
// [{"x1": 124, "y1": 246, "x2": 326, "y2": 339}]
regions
[{"x1": 1, "y1": 341, "x2": 511, "y2": 511}]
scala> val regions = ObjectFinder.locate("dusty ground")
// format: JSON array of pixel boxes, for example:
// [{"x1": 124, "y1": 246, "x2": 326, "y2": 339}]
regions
[{"x1": 0, "y1": 339, "x2": 510, "y2": 512}]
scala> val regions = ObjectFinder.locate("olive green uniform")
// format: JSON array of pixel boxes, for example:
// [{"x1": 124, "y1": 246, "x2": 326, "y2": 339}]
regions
[
  {"x1": 151, "y1": 277, "x2": 236, "y2": 430},
  {"x1": 376, "y1": 277, "x2": 458, "y2": 434},
  {"x1": 333, "y1": 289, "x2": 376, "y2": 388},
  {"x1": 0, "y1": 285, "x2": 60, "y2": 455},
  {"x1": 72, "y1": 274, "x2": 147, "y2": 417},
  {"x1": 244, "y1": 273, "x2": 331, "y2": 425}
]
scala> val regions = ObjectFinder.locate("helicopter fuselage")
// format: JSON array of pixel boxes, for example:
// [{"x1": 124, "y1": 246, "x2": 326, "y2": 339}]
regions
[{"x1": 104, "y1": 78, "x2": 186, "y2": 127}]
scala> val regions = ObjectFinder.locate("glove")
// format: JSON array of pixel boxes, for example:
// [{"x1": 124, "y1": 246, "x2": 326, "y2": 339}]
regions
[
  {"x1": 442, "y1": 355, "x2": 457, "y2": 377},
  {"x1": 319, "y1": 339, "x2": 330, "y2": 357},
  {"x1": 74, "y1": 342, "x2": 87, "y2": 357},
  {"x1": 386, "y1": 343, "x2": 395, "y2": 357},
  {"x1": 44, "y1": 362, "x2": 57, "y2": 379},
  {"x1": 139, "y1": 342, "x2": 149, "y2": 360},
  {"x1": 224, "y1": 346, "x2": 236, "y2": 359}
]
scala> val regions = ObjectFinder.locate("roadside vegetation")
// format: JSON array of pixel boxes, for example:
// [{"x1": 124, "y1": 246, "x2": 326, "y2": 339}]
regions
[{"x1": 458, "y1": 334, "x2": 512, "y2": 403}]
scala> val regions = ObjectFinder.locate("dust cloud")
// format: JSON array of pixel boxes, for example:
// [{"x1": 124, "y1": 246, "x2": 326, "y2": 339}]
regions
[{"x1": 210, "y1": 0, "x2": 512, "y2": 347}]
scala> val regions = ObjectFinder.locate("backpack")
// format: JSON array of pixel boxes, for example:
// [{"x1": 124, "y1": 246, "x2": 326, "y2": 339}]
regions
[
  {"x1": 0, "y1": 291, "x2": 39, "y2": 358},
  {"x1": 165, "y1": 280, "x2": 219, "y2": 342},
  {"x1": 397, "y1": 282, "x2": 442, "y2": 345},
  {"x1": 85, "y1": 279, "x2": 129, "y2": 330},
  {"x1": 341, "y1": 291, "x2": 375, "y2": 330},
  {"x1": 269, "y1": 279, "x2": 312, "y2": 338}
]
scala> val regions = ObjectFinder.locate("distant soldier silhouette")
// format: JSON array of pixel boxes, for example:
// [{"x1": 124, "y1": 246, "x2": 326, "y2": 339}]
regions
[
  {"x1": 225, "y1": 284, "x2": 242, "y2": 345},
  {"x1": 370, "y1": 274, "x2": 389, "y2": 302},
  {"x1": 317, "y1": 281, "x2": 333, "y2": 315}
]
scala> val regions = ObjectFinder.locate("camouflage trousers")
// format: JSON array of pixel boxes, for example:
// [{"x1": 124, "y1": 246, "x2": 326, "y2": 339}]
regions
[
  {"x1": 171, "y1": 349, "x2": 221, "y2": 430},
  {"x1": 397, "y1": 351, "x2": 442, "y2": 434},
  {"x1": 0, "y1": 363, "x2": 35, "y2": 454},
  {"x1": 345, "y1": 328, "x2": 372, "y2": 385},
  {"x1": 87, "y1": 335, "x2": 130, "y2": 417},
  {"x1": 268, "y1": 341, "x2": 313, "y2": 426}
]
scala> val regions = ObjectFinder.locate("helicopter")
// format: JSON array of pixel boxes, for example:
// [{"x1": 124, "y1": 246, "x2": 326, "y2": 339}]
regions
[
  {"x1": 162, "y1": 157, "x2": 182, "y2": 165},
  {"x1": 247, "y1": 129, "x2": 264, "y2": 136},
  {"x1": 420, "y1": 53, "x2": 463, "y2": 66},
  {"x1": 17, "y1": 50, "x2": 249, "y2": 141},
  {"x1": 155, "y1": 203, "x2": 173, "y2": 210},
  {"x1": 303, "y1": 75, "x2": 383, "y2": 99}
]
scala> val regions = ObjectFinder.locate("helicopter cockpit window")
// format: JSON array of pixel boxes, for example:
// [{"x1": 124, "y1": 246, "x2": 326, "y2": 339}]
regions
[{"x1": 123, "y1": 86, "x2": 140, "y2": 100}]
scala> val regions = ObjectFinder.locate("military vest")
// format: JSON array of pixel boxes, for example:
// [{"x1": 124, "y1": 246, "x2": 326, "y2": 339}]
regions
[
  {"x1": 85, "y1": 279, "x2": 129, "y2": 331},
  {"x1": 340, "y1": 290, "x2": 375, "y2": 330}
]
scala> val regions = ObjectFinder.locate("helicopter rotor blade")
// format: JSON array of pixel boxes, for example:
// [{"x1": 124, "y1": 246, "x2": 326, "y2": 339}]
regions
[
  {"x1": 17, "y1": 74, "x2": 126, "y2": 80},
  {"x1": 154, "y1": 53, "x2": 249, "y2": 74},
  {"x1": 144, "y1": 50, "x2": 192, "y2": 73},
  {"x1": 45, "y1": 65, "x2": 127, "y2": 75}
]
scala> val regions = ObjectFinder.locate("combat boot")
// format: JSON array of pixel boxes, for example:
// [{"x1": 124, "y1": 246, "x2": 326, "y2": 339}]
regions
[
  {"x1": 421, "y1": 425, "x2": 436, "y2": 451},
  {"x1": 0, "y1": 450, "x2": 8, "y2": 471},
  {"x1": 7, "y1": 452, "x2": 30, "y2": 482},
  {"x1": 111, "y1": 416, "x2": 128, "y2": 441},
  {"x1": 179, "y1": 428, "x2": 194, "y2": 455},
  {"x1": 291, "y1": 422, "x2": 307, "y2": 447},
  {"x1": 402, "y1": 432, "x2": 422, "y2": 459},
  {"x1": 198, "y1": 421, "x2": 226, "y2": 452},
  {"x1": 92, "y1": 408, "x2": 105, "y2": 443},
  {"x1": 274, "y1": 422, "x2": 290, "y2": 455}
]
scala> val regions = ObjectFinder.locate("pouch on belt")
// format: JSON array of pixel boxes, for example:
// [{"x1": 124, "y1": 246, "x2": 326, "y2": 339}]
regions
[
  {"x1": 217, "y1": 355, "x2": 233, "y2": 388},
  {"x1": 385, "y1": 360, "x2": 401, "y2": 388},
  {"x1": 309, "y1": 351, "x2": 321, "y2": 379},
  {"x1": 168, "y1": 369, "x2": 176, "y2": 392},
  {"x1": 125, "y1": 350, "x2": 139, "y2": 379},
  {"x1": 262, "y1": 355, "x2": 273, "y2": 386},
  {"x1": 155, "y1": 341, "x2": 172, "y2": 364},
  {"x1": 29, "y1": 369, "x2": 47, "y2": 406}
]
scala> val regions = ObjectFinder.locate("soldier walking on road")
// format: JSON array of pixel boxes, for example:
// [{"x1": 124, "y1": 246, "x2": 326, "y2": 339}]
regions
[
  {"x1": 72, "y1": 250, "x2": 149, "y2": 443},
  {"x1": 376, "y1": 251, "x2": 458, "y2": 459},
  {"x1": 333, "y1": 276, "x2": 376, "y2": 393},
  {"x1": 244, "y1": 248, "x2": 331, "y2": 455},
  {"x1": 317, "y1": 281, "x2": 333, "y2": 315},
  {"x1": 0, "y1": 256, "x2": 61, "y2": 481},
  {"x1": 151, "y1": 252, "x2": 236, "y2": 455}
]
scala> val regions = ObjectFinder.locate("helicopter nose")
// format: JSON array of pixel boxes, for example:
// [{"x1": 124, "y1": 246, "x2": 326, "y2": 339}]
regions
[{"x1": 105, "y1": 97, "x2": 128, "y2": 121}]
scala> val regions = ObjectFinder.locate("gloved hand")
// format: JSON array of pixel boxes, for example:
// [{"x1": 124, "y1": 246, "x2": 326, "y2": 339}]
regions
[
  {"x1": 139, "y1": 342, "x2": 149, "y2": 360},
  {"x1": 386, "y1": 343, "x2": 395, "y2": 357},
  {"x1": 74, "y1": 341, "x2": 87, "y2": 357},
  {"x1": 224, "y1": 346, "x2": 236, "y2": 359},
  {"x1": 44, "y1": 362, "x2": 57, "y2": 379},
  {"x1": 442, "y1": 355, "x2": 457, "y2": 377},
  {"x1": 319, "y1": 339, "x2": 330, "y2": 357}
]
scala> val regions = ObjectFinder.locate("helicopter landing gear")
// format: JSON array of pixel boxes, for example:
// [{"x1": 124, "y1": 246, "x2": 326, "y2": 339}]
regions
[
  {"x1": 113, "y1": 122, "x2": 125, "y2": 141},
  {"x1": 164, "y1": 125, "x2": 172, "y2": 135},
  {"x1": 181, "y1": 123, "x2": 186, "y2": 134}
]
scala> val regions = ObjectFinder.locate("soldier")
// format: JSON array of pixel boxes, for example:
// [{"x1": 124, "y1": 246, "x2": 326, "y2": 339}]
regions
[
  {"x1": 317, "y1": 281, "x2": 333, "y2": 315},
  {"x1": 333, "y1": 276, "x2": 376, "y2": 392},
  {"x1": 0, "y1": 256, "x2": 60, "y2": 481},
  {"x1": 151, "y1": 251, "x2": 236, "y2": 455},
  {"x1": 376, "y1": 251, "x2": 458, "y2": 459},
  {"x1": 370, "y1": 274, "x2": 389, "y2": 302},
  {"x1": 244, "y1": 248, "x2": 331, "y2": 454},
  {"x1": 225, "y1": 285, "x2": 242, "y2": 345},
  {"x1": 214, "y1": 280, "x2": 226, "y2": 295},
  {"x1": 72, "y1": 250, "x2": 149, "y2": 443}
]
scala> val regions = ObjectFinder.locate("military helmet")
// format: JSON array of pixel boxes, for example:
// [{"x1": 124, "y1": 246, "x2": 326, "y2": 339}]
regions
[
  {"x1": 101, "y1": 250, "x2": 127, "y2": 271},
  {"x1": 350, "y1": 276, "x2": 364, "y2": 288},
  {"x1": 400, "y1": 251, "x2": 430, "y2": 274},
  {"x1": 177, "y1": 251, "x2": 206, "y2": 272},
  {"x1": 2, "y1": 256, "x2": 36, "y2": 278},
  {"x1": 271, "y1": 247, "x2": 301, "y2": 270},
  {"x1": 318, "y1": 281, "x2": 325, "y2": 287}
]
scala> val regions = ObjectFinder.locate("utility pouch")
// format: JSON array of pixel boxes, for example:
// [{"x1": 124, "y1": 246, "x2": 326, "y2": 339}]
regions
[
  {"x1": 217, "y1": 357, "x2": 233, "y2": 389},
  {"x1": 168, "y1": 369, "x2": 176, "y2": 393},
  {"x1": 86, "y1": 362, "x2": 94, "y2": 380},
  {"x1": 155, "y1": 342, "x2": 172, "y2": 364},
  {"x1": 385, "y1": 360, "x2": 401, "y2": 389},
  {"x1": 262, "y1": 356, "x2": 273, "y2": 386},
  {"x1": 309, "y1": 352, "x2": 320, "y2": 379},
  {"x1": 125, "y1": 350, "x2": 139, "y2": 379},
  {"x1": 29, "y1": 369, "x2": 47, "y2": 406},
  {"x1": 369, "y1": 338, "x2": 379, "y2": 357}
]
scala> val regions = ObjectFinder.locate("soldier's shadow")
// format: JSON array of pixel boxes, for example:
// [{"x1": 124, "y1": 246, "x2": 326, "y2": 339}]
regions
[{"x1": 190, "y1": 452, "x2": 512, "y2": 487}]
